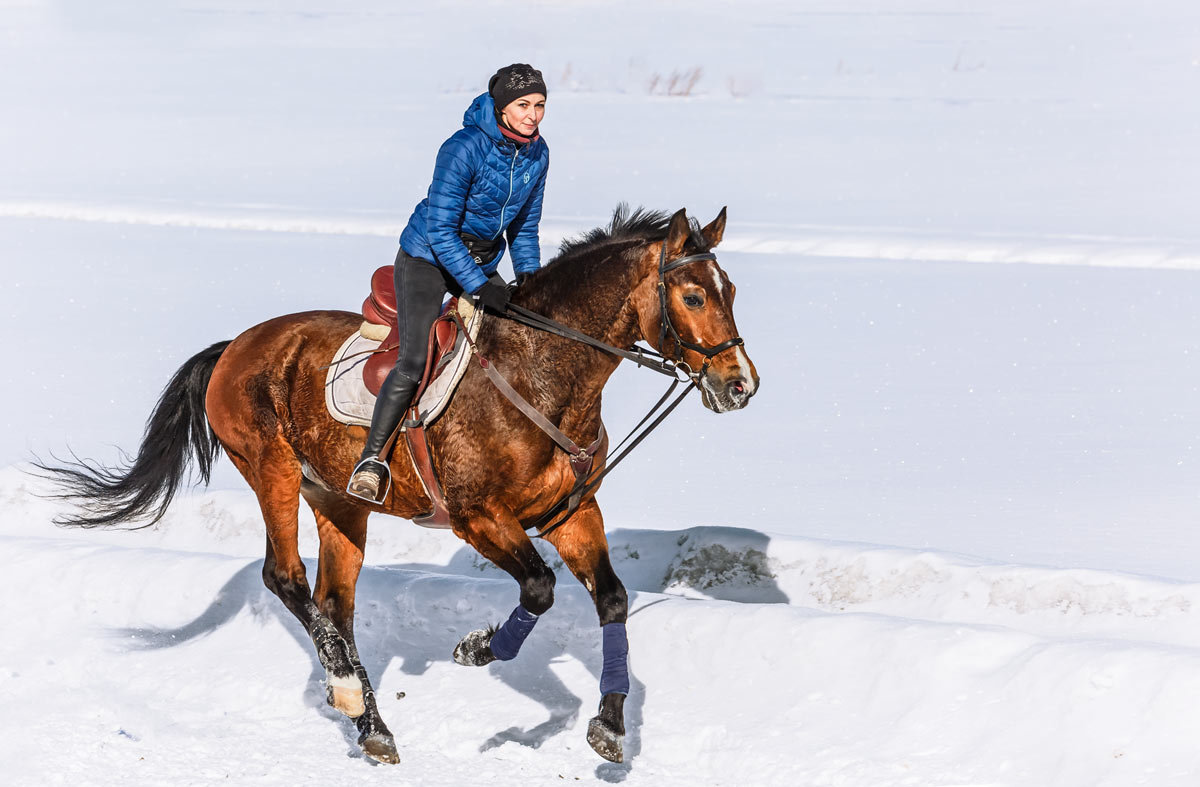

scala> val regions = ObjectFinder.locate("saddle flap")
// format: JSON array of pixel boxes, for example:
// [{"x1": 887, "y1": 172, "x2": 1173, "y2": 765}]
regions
[{"x1": 362, "y1": 325, "x2": 398, "y2": 396}]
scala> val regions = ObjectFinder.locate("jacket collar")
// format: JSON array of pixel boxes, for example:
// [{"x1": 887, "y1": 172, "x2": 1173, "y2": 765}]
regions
[{"x1": 497, "y1": 123, "x2": 539, "y2": 145}]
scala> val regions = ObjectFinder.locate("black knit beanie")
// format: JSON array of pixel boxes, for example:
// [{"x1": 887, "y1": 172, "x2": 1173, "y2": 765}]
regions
[{"x1": 488, "y1": 64, "x2": 547, "y2": 112}]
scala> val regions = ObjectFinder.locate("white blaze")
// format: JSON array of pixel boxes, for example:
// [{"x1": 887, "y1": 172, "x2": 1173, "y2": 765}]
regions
[
  {"x1": 734, "y1": 346, "x2": 757, "y2": 394},
  {"x1": 710, "y1": 265, "x2": 726, "y2": 297}
]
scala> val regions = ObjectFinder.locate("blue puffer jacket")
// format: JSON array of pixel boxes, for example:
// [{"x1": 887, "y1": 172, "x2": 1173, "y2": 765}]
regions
[{"x1": 399, "y1": 92, "x2": 549, "y2": 294}]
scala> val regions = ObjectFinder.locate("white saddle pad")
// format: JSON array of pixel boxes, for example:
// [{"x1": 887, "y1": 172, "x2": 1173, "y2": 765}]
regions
[{"x1": 324, "y1": 301, "x2": 482, "y2": 427}]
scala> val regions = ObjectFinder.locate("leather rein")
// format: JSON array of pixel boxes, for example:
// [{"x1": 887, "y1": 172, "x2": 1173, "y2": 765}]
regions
[{"x1": 478, "y1": 244, "x2": 744, "y2": 539}]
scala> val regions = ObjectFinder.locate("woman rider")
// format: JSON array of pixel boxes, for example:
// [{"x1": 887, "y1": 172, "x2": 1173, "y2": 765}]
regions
[{"x1": 347, "y1": 64, "x2": 550, "y2": 501}]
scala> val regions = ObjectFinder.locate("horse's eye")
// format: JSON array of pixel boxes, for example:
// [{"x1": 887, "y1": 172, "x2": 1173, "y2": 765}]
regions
[{"x1": 682, "y1": 293, "x2": 704, "y2": 309}]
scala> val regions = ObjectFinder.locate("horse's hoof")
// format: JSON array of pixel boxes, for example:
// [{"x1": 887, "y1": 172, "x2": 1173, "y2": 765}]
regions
[
  {"x1": 359, "y1": 731, "x2": 400, "y2": 764},
  {"x1": 587, "y1": 716, "x2": 625, "y2": 763},
  {"x1": 326, "y1": 673, "x2": 366, "y2": 718},
  {"x1": 453, "y1": 628, "x2": 497, "y2": 666}
]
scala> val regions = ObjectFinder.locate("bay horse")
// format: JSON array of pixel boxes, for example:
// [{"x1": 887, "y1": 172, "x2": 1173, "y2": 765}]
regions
[{"x1": 40, "y1": 206, "x2": 759, "y2": 765}]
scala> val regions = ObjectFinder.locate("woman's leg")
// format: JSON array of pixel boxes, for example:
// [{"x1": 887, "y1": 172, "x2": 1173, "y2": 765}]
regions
[{"x1": 348, "y1": 252, "x2": 450, "y2": 498}]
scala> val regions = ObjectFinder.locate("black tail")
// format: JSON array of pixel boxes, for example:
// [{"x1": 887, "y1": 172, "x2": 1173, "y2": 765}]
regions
[{"x1": 34, "y1": 340, "x2": 232, "y2": 529}]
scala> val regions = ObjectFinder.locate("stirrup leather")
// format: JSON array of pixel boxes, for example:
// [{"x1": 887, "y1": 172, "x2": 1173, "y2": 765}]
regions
[{"x1": 346, "y1": 457, "x2": 392, "y2": 504}]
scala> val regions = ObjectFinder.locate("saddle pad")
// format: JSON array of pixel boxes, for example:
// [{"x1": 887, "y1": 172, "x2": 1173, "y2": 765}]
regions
[{"x1": 324, "y1": 306, "x2": 482, "y2": 428}]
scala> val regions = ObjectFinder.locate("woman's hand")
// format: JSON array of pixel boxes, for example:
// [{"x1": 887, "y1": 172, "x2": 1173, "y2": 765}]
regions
[{"x1": 474, "y1": 281, "x2": 511, "y2": 313}]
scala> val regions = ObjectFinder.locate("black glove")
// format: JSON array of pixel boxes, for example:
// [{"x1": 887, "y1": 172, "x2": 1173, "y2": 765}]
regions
[
  {"x1": 508, "y1": 272, "x2": 534, "y2": 296},
  {"x1": 473, "y1": 280, "x2": 511, "y2": 313}
]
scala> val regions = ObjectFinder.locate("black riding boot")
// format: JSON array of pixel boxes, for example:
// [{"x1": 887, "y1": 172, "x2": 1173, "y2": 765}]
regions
[
  {"x1": 346, "y1": 367, "x2": 419, "y2": 501},
  {"x1": 346, "y1": 248, "x2": 464, "y2": 501}
]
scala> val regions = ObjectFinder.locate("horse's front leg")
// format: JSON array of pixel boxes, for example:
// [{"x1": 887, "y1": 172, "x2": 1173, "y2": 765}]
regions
[
  {"x1": 451, "y1": 502, "x2": 557, "y2": 666},
  {"x1": 305, "y1": 486, "x2": 398, "y2": 764},
  {"x1": 542, "y1": 500, "x2": 629, "y2": 763}
]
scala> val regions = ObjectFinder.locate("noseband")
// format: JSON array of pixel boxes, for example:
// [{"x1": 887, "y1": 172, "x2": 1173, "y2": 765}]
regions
[{"x1": 656, "y1": 244, "x2": 744, "y2": 369}]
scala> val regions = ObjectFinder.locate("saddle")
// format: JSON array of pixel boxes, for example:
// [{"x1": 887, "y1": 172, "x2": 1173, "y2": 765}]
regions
[{"x1": 360, "y1": 266, "x2": 464, "y2": 400}]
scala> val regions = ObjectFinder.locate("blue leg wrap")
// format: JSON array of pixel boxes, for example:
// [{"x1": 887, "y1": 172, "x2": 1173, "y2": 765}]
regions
[
  {"x1": 488, "y1": 604, "x2": 539, "y2": 661},
  {"x1": 599, "y1": 623, "x2": 630, "y2": 696}
]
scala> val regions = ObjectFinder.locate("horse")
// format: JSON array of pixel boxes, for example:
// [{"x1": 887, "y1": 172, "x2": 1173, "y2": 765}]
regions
[{"x1": 38, "y1": 205, "x2": 759, "y2": 765}]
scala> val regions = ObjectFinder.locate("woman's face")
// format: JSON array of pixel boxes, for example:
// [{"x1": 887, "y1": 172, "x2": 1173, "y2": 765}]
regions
[{"x1": 500, "y1": 93, "x2": 546, "y2": 136}]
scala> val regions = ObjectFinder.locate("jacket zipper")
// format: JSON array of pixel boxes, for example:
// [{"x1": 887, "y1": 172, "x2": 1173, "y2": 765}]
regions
[{"x1": 493, "y1": 145, "x2": 521, "y2": 240}]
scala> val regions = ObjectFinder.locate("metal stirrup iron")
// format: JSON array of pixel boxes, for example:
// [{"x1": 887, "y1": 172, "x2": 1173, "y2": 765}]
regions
[{"x1": 346, "y1": 457, "x2": 392, "y2": 504}]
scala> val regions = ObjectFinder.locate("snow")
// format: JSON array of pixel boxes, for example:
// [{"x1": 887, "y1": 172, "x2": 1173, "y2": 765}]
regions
[{"x1": 3, "y1": 1, "x2": 1200, "y2": 784}]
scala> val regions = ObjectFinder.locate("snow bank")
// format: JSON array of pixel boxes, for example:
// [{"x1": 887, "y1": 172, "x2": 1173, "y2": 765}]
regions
[{"x1": 3, "y1": 471, "x2": 1199, "y2": 785}]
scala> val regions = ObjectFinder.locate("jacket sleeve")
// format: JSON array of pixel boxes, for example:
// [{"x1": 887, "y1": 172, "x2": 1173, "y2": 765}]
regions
[
  {"x1": 425, "y1": 134, "x2": 490, "y2": 294},
  {"x1": 506, "y1": 154, "x2": 548, "y2": 276}
]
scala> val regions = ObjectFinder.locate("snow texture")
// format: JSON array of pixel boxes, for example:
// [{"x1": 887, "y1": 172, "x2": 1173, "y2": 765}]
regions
[{"x1": 2, "y1": 1, "x2": 1200, "y2": 784}]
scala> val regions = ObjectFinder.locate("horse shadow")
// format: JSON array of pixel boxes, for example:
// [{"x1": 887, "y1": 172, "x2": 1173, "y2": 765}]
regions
[
  {"x1": 113, "y1": 526, "x2": 788, "y2": 781},
  {"x1": 112, "y1": 558, "x2": 645, "y2": 779}
]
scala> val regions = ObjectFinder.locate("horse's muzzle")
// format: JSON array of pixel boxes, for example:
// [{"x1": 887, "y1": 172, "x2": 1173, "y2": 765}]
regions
[{"x1": 700, "y1": 371, "x2": 759, "y2": 413}]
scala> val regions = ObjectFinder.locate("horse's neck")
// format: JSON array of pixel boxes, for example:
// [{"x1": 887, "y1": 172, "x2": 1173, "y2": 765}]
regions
[
  {"x1": 485, "y1": 245, "x2": 652, "y2": 422},
  {"x1": 531, "y1": 256, "x2": 647, "y2": 348}
]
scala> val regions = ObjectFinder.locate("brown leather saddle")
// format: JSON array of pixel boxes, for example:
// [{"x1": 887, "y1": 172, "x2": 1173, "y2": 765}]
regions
[{"x1": 361, "y1": 265, "x2": 460, "y2": 400}]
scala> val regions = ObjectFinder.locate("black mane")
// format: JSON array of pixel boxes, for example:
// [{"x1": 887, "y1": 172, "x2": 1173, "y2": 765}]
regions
[
  {"x1": 553, "y1": 203, "x2": 710, "y2": 263},
  {"x1": 513, "y1": 204, "x2": 712, "y2": 320}
]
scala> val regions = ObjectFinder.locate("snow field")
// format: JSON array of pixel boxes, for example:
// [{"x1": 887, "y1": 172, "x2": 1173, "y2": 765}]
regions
[
  {"x1": 4, "y1": 475, "x2": 1200, "y2": 784},
  {"x1": 4, "y1": 0, "x2": 1200, "y2": 783}
]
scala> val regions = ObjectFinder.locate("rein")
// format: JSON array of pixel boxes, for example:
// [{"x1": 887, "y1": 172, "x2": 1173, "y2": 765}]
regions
[
  {"x1": 495, "y1": 244, "x2": 744, "y2": 538},
  {"x1": 505, "y1": 303, "x2": 686, "y2": 380}
]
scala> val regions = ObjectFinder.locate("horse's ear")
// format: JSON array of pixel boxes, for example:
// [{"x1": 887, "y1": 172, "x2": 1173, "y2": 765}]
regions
[
  {"x1": 701, "y1": 206, "x2": 727, "y2": 249},
  {"x1": 664, "y1": 208, "x2": 690, "y2": 257}
]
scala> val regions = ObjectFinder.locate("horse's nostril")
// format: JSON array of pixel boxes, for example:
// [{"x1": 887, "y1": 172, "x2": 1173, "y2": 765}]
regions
[{"x1": 728, "y1": 380, "x2": 746, "y2": 398}]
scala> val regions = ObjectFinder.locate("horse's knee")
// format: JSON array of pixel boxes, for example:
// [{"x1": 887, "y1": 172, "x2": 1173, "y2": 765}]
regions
[
  {"x1": 519, "y1": 568, "x2": 556, "y2": 616},
  {"x1": 596, "y1": 582, "x2": 628, "y2": 626}
]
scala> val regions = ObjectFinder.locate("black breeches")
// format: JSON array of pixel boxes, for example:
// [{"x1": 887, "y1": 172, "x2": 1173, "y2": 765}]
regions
[
  {"x1": 391, "y1": 249, "x2": 459, "y2": 383},
  {"x1": 359, "y1": 249, "x2": 498, "y2": 462}
]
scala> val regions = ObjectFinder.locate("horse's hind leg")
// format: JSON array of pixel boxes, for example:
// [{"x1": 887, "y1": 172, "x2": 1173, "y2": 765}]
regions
[
  {"x1": 304, "y1": 484, "x2": 399, "y2": 765},
  {"x1": 543, "y1": 501, "x2": 629, "y2": 764},
  {"x1": 224, "y1": 444, "x2": 366, "y2": 741}
]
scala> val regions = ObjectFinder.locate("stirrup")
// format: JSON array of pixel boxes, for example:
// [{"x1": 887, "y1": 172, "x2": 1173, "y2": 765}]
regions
[{"x1": 346, "y1": 457, "x2": 392, "y2": 504}]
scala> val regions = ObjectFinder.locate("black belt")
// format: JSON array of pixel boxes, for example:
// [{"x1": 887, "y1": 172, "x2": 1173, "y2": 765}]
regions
[{"x1": 460, "y1": 233, "x2": 502, "y2": 267}]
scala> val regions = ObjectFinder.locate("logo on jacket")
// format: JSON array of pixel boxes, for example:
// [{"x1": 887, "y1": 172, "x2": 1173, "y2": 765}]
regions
[{"x1": 523, "y1": 172, "x2": 531, "y2": 184}]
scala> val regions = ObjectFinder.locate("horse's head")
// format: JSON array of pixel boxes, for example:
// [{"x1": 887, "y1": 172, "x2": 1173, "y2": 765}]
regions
[{"x1": 635, "y1": 208, "x2": 759, "y2": 413}]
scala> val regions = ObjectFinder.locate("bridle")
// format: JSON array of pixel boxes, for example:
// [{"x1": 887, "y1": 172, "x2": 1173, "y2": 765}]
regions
[
  {"x1": 506, "y1": 244, "x2": 743, "y2": 382},
  {"x1": 490, "y1": 243, "x2": 746, "y2": 537},
  {"x1": 655, "y1": 244, "x2": 744, "y2": 372}
]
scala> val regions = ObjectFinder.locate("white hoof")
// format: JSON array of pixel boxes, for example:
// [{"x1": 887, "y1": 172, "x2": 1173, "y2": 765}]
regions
[{"x1": 326, "y1": 673, "x2": 366, "y2": 718}]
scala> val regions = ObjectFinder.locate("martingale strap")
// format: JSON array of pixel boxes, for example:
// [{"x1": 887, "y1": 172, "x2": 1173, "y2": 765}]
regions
[
  {"x1": 453, "y1": 313, "x2": 606, "y2": 518},
  {"x1": 527, "y1": 375, "x2": 694, "y2": 539}
]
